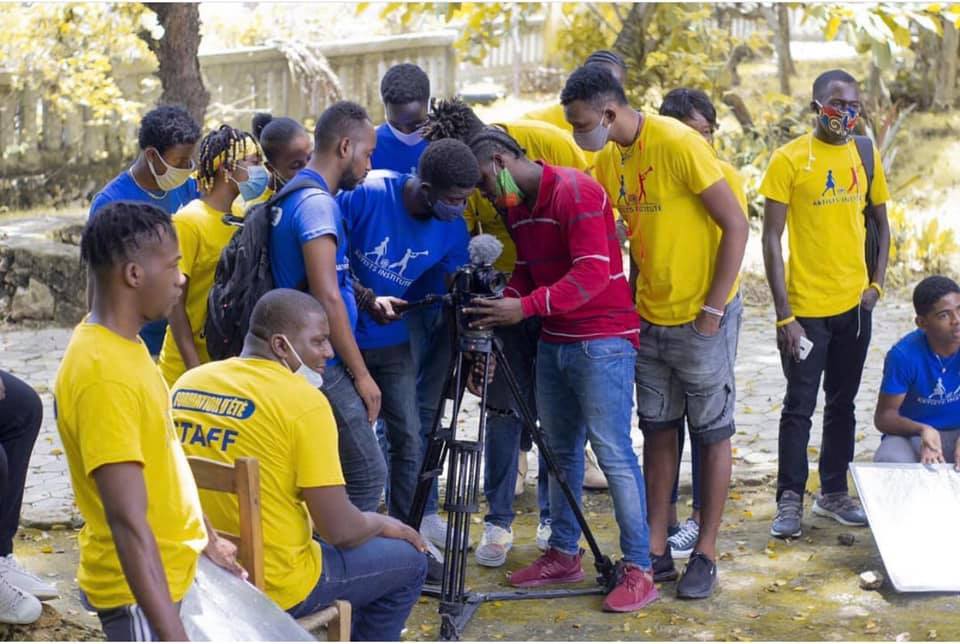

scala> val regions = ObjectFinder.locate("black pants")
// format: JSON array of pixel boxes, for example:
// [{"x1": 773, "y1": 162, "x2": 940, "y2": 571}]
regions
[
  {"x1": 0, "y1": 371, "x2": 43, "y2": 555},
  {"x1": 776, "y1": 305, "x2": 872, "y2": 500}
]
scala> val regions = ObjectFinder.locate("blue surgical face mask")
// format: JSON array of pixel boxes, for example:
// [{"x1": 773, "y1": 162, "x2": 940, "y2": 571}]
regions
[
  {"x1": 430, "y1": 197, "x2": 466, "y2": 222},
  {"x1": 233, "y1": 164, "x2": 270, "y2": 201}
]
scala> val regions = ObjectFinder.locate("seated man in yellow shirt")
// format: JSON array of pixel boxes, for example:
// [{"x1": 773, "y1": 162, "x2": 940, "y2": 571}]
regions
[
  {"x1": 158, "y1": 125, "x2": 266, "y2": 387},
  {"x1": 172, "y1": 288, "x2": 427, "y2": 641},
  {"x1": 55, "y1": 202, "x2": 244, "y2": 641}
]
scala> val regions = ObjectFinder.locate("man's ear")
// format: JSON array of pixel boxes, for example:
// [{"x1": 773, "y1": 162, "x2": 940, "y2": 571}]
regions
[
  {"x1": 916, "y1": 315, "x2": 926, "y2": 331},
  {"x1": 121, "y1": 261, "x2": 142, "y2": 289},
  {"x1": 337, "y1": 136, "x2": 351, "y2": 159},
  {"x1": 268, "y1": 333, "x2": 289, "y2": 362},
  {"x1": 810, "y1": 100, "x2": 821, "y2": 114},
  {"x1": 602, "y1": 105, "x2": 617, "y2": 126}
]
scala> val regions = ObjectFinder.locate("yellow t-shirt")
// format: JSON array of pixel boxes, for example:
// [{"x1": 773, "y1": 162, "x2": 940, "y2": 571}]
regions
[
  {"x1": 54, "y1": 322, "x2": 207, "y2": 610},
  {"x1": 172, "y1": 358, "x2": 345, "y2": 610},
  {"x1": 594, "y1": 113, "x2": 738, "y2": 325},
  {"x1": 466, "y1": 120, "x2": 589, "y2": 272},
  {"x1": 720, "y1": 159, "x2": 748, "y2": 213},
  {"x1": 158, "y1": 199, "x2": 241, "y2": 386},
  {"x1": 232, "y1": 186, "x2": 274, "y2": 215},
  {"x1": 759, "y1": 134, "x2": 890, "y2": 318}
]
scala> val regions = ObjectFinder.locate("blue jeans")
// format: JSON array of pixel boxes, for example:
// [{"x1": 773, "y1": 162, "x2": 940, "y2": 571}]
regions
[
  {"x1": 484, "y1": 319, "x2": 549, "y2": 528},
  {"x1": 288, "y1": 538, "x2": 427, "y2": 641},
  {"x1": 322, "y1": 364, "x2": 387, "y2": 512},
  {"x1": 406, "y1": 305, "x2": 452, "y2": 516},
  {"x1": 362, "y1": 343, "x2": 422, "y2": 523},
  {"x1": 537, "y1": 338, "x2": 650, "y2": 568},
  {"x1": 139, "y1": 319, "x2": 167, "y2": 356}
]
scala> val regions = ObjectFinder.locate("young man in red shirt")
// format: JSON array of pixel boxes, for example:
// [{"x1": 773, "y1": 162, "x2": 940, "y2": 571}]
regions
[{"x1": 463, "y1": 129, "x2": 655, "y2": 613}]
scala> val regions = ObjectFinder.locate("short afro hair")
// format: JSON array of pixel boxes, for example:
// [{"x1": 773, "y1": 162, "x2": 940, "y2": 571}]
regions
[
  {"x1": 313, "y1": 101, "x2": 371, "y2": 153},
  {"x1": 81, "y1": 201, "x2": 175, "y2": 271},
  {"x1": 467, "y1": 128, "x2": 526, "y2": 164},
  {"x1": 380, "y1": 63, "x2": 431, "y2": 106},
  {"x1": 252, "y1": 113, "x2": 308, "y2": 164},
  {"x1": 248, "y1": 288, "x2": 327, "y2": 341},
  {"x1": 659, "y1": 88, "x2": 718, "y2": 129},
  {"x1": 914, "y1": 275, "x2": 960, "y2": 316},
  {"x1": 418, "y1": 138, "x2": 481, "y2": 190},
  {"x1": 812, "y1": 69, "x2": 858, "y2": 101},
  {"x1": 560, "y1": 65, "x2": 628, "y2": 108},
  {"x1": 422, "y1": 97, "x2": 486, "y2": 143},
  {"x1": 138, "y1": 105, "x2": 201, "y2": 154}
]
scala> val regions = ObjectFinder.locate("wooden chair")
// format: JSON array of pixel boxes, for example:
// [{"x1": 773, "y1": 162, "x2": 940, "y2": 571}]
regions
[{"x1": 187, "y1": 456, "x2": 352, "y2": 641}]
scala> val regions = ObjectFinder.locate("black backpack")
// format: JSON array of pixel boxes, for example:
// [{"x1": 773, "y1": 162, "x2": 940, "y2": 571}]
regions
[
  {"x1": 853, "y1": 135, "x2": 880, "y2": 280},
  {"x1": 204, "y1": 175, "x2": 329, "y2": 361}
]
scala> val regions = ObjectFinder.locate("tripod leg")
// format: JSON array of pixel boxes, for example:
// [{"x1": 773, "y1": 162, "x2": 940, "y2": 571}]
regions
[{"x1": 491, "y1": 343, "x2": 615, "y2": 584}]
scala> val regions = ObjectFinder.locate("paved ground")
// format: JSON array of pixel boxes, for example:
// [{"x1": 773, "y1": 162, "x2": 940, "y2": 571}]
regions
[{"x1": 1, "y1": 290, "x2": 914, "y2": 529}]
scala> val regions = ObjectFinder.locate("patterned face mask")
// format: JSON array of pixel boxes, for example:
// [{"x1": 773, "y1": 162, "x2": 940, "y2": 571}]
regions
[{"x1": 815, "y1": 101, "x2": 859, "y2": 138}]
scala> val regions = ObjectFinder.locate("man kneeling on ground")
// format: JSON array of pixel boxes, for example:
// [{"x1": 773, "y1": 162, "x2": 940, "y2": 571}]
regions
[
  {"x1": 874, "y1": 275, "x2": 960, "y2": 466},
  {"x1": 172, "y1": 288, "x2": 427, "y2": 641}
]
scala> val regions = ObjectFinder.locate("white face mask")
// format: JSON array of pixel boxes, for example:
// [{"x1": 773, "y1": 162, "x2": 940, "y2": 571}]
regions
[
  {"x1": 147, "y1": 148, "x2": 195, "y2": 192},
  {"x1": 279, "y1": 335, "x2": 324, "y2": 389},
  {"x1": 386, "y1": 121, "x2": 425, "y2": 147}
]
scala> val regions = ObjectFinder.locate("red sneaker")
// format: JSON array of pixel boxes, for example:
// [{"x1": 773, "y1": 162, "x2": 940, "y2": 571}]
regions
[
  {"x1": 507, "y1": 548, "x2": 585, "y2": 588},
  {"x1": 602, "y1": 564, "x2": 659, "y2": 612}
]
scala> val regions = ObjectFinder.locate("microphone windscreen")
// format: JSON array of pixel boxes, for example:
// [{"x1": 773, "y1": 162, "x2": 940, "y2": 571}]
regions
[{"x1": 468, "y1": 234, "x2": 504, "y2": 266}]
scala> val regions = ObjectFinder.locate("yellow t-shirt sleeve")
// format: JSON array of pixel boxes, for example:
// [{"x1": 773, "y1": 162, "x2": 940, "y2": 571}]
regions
[
  {"x1": 869, "y1": 145, "x2": 891, "y2": 205},
  {"x1": 173, "y1": 216, "x2": 199, "y2": 279},
  {"x1": 758, "y1": 150, "x2": 794, "y2": 205},
  {"x1": 672, "y1": 133, "x2": 724, "y2": 195},
  {"x1": 75, "y1": 382, "x2": 146, "y2": 476},
  {"x1": 464, "y1": 193, "x2": 482, "y2": 235},
  {"x1": 293, "y1": 403, "x2": 345, "y2": 489}
]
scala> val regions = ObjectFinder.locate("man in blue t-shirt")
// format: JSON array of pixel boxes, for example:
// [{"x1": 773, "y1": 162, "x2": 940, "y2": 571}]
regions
[
  {"x1": 875, "y1": 275, "x2": 960, "y2": 465},
  {"x1": 269, "y1": 101, "x2": 388, "y2": 513},
  {"x1": 371, "y1": 64, "x2": 429, "y2": 175},
  {"x1": 337, "y1": 139, "x2": 474, "y2": 525},
  {"x1": 88, "y1": 105, "x2": 202, "y2": 355}
]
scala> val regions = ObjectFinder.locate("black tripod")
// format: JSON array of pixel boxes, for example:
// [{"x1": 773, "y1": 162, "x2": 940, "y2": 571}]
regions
[{"x1": 406, "y1": 297, "x2": 617, "y2": 640}]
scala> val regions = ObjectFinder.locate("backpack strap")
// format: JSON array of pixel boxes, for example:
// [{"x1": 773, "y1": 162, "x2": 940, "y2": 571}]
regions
[{"x1": 852, "y1": 135, "x2": 874, "y2": 207}]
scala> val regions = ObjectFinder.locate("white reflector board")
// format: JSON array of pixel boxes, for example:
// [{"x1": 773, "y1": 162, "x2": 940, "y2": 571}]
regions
[
  {"x1": 850, "y1": 462, "x2": 960, "y2": 592},
  {"x1": 181, "y1": 555, "x2": 314, "y2": 641}
]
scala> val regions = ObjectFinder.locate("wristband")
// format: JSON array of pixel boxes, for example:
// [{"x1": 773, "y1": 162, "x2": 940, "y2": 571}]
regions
[
  {"x1": 869, "y1": 282, "x2": 884, "y2": 299},
  {"x1": 776, "y1": 315, "x2": 796, "y2": 328},
  {"x1": 701, "y1": 304, "x2": 725, "y2": 318}
]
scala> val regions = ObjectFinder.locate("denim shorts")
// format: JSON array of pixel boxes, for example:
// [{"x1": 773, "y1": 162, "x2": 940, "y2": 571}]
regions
[{"x1": 635, "y1": 295, "x2": 742, "y2": 445}]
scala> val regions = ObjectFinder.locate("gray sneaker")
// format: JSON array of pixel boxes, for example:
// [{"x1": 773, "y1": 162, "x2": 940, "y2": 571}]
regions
[
  {"x1": 770, "y1": 490, "x2": 803, "y2": 538},
  {"x1": 812, "y1": 492, "x2": 868, "y2": 526}
]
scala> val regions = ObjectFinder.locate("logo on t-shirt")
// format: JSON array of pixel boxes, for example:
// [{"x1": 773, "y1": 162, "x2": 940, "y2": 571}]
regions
[
  {"x1": 617, "y1": 166, "x2": 660, "y2": 215},
  {"x1": 356, "y1": 236, "x2": 430, "y2": 287},
  {"x1": 923, "y1": 377, "x2": 960, "y2": 405},
  {"x1": 812, "y1": 166, "x2": 862, "y2": 208}
]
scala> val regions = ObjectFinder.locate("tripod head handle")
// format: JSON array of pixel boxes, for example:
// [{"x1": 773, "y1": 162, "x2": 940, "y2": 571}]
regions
[{"x1": 398, "y1": 293, "x2": 450, "y2": 316}]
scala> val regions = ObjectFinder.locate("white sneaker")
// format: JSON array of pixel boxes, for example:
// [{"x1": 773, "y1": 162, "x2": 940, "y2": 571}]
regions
[
  {"x1": 667, "y1": 518, "x2": 700, "y2": 559},
  {"x1": 420, "y1": 513, "x2": 449, "y2": 550},
  {"x1": 583, "y1": 446, "x2": 609, "y2": 490},
  {"x1": 0, "y1": 575, "x2": 42, "y2": 625},
  {"x1": 535, "y1": 520, "x2": 552, "y2": 551},
  {"x1": 475, "y1": 523, "x2": 513, "y2": 568},
  {"x1": 0, "y1": 555, "x2": 58, "y2": 600}
]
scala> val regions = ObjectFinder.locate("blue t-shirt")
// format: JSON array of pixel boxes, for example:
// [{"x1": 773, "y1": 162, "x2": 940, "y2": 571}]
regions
[
  {"x1": 89, "y1": 171, "x2": 200, "y2": 217},
  {"x1": 337, "y1": 170, "x2": 469, "y2": 350},
  {"x1": 269, "y1": 168, "x2": 357, "y2": 366},
  {"x1": 881, "y1": 329, "x2": 960, "y2": 431},
  {"x1": 371, "y1": 123, "x2": 429, "y2": 175}
]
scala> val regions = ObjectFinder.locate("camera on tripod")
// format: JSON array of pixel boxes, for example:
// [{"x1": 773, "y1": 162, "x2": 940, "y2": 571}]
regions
[{"x1": 449, "y1": 260, "x2": 506, "y2": 344}]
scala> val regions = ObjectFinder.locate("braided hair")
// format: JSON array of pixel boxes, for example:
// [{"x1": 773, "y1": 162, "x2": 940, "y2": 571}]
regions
[
  {"x1": 585, "y1": 49, "x2": 627, "y2": 75},
  {"x1": 196, "y1": 124, "x2": 260, "y2": 192},
  {"x1": 422, "y1": 97, "x2": 486, "y2": 143},
  {"x1": 81, "y1": 201, "x2": 175, "y2": 271},
  {"x1": 466, "y1": 127, "x2": 526, "y2": 163}
]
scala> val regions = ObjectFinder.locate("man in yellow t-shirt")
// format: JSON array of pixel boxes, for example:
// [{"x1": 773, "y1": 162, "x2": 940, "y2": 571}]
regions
[
  {"x1": 759, "y1": 69, "x2": 890, "y2": 540},
  {"x1": 561, "y1": 65, "x2": 748, "y2": 600},
  {"x1": 173, "y1": 288, "x2": 427, "y2": 640},
  {"x1": 55, "y1": 202, "x2": 244, "y2": 641},
  {"x1": 654, "y1": 87, "x2": 748, "y2": 562},
  {"x1": 158, "y1": 125, "x2": 265, "y2": 387}
]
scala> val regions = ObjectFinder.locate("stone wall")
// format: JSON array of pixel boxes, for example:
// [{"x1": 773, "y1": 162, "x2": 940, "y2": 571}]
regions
[{"x1": 0, "y1": 216, "x2": 86, "y2": 325}]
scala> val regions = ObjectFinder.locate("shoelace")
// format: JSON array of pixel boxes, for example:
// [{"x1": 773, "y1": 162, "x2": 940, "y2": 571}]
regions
[
  {"x1": 0, "y1": 575, "x2": 28, "y2": 613},
  {"x1": 777, "y1": 501, "x2": 802, "y2": 521},
  {"x1": 828, "y1": 494, "x2": 861, "y2": 513},
  {"x1": 671, "y1": 522, "x2": 699, "y2": 544}
]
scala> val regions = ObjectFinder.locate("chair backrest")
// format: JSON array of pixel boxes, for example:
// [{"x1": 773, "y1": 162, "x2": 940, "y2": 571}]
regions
[{"x1": 187, "y1": 456, "x2": 265, "y2": 591}]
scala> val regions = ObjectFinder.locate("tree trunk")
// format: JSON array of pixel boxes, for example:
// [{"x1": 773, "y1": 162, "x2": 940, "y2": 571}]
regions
[
  {"x1": 933, "y1": 18, "x2": 959, "y2": 111},
  {"x1": 764, "y1": 6, "x2": 791, "y2": 95},
  {"x1": 777, "y1": 4, "x2": 797, "y2": 76},
  {"x1": 140, "y1": 3, "x2": 210, "y2": 125},
  {"x1": 612, "y1": 3, "x2": 655, "y2": 69},
  {"x1": 722, "y1": 92, "x2": 755, "y2": 131}
]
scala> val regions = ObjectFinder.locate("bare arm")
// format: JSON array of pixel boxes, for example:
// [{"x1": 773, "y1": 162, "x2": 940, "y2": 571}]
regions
[
  {"x1": 302, "y1": 236, "x2": 381, "y2": 422},
  {"x1": 762, "y1": 198, "x2": 806, "y2": 360},
  {"x1": 301, "y1": 486, "x2": 426, "y2": 551},
  {"x1": 861, "y1": 203, "x2": 890, "y2": 311},
  {"x1": 93, "y1": 462, "x2": 187, "y2": 642},
  {"x1": 699, "y1": 179, "x2": 749, "y2": 312},
  {"x1": 629, "y1": 255, "x2": 639, "y2": 306},
  {"x1": 875, "y1": 392, "x2": 946, "y2": 464},
  {"x1": 167, "y1": 276, "x2": 201, "y2": 370}
]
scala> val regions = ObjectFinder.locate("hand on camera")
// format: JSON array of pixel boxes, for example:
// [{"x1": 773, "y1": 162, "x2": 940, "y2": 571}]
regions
[
  {"x1": 371, "y1": 296, "x2": 407, "y2": 323},
  {"x1": 463, "y1": 297, "x2": 523, "y2": 329},
  {"x1": 466, "y1": 352, "x2": 496, "y2": 396}
]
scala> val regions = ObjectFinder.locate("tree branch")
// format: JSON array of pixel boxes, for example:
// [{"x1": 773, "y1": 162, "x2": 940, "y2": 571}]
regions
[{"x1": 585, "y1": 3, "x2": 619, "y2": 36}]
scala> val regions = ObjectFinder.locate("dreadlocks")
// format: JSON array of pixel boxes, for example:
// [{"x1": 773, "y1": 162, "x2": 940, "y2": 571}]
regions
[
  {"x1": 422, "y1": 97, "x2": 486, "y2": 143},
  {"x1": 81, "y1": 201, "x2": 175, "y2": 272},
  {"x1": 196, "y1": 124, "x2": 261, "y2": 192}
]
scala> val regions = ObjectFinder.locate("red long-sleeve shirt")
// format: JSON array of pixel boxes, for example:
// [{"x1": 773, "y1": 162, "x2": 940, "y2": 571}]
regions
[{"x1": 505, "y1": 163, "x2": 640, "y2": 347}]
